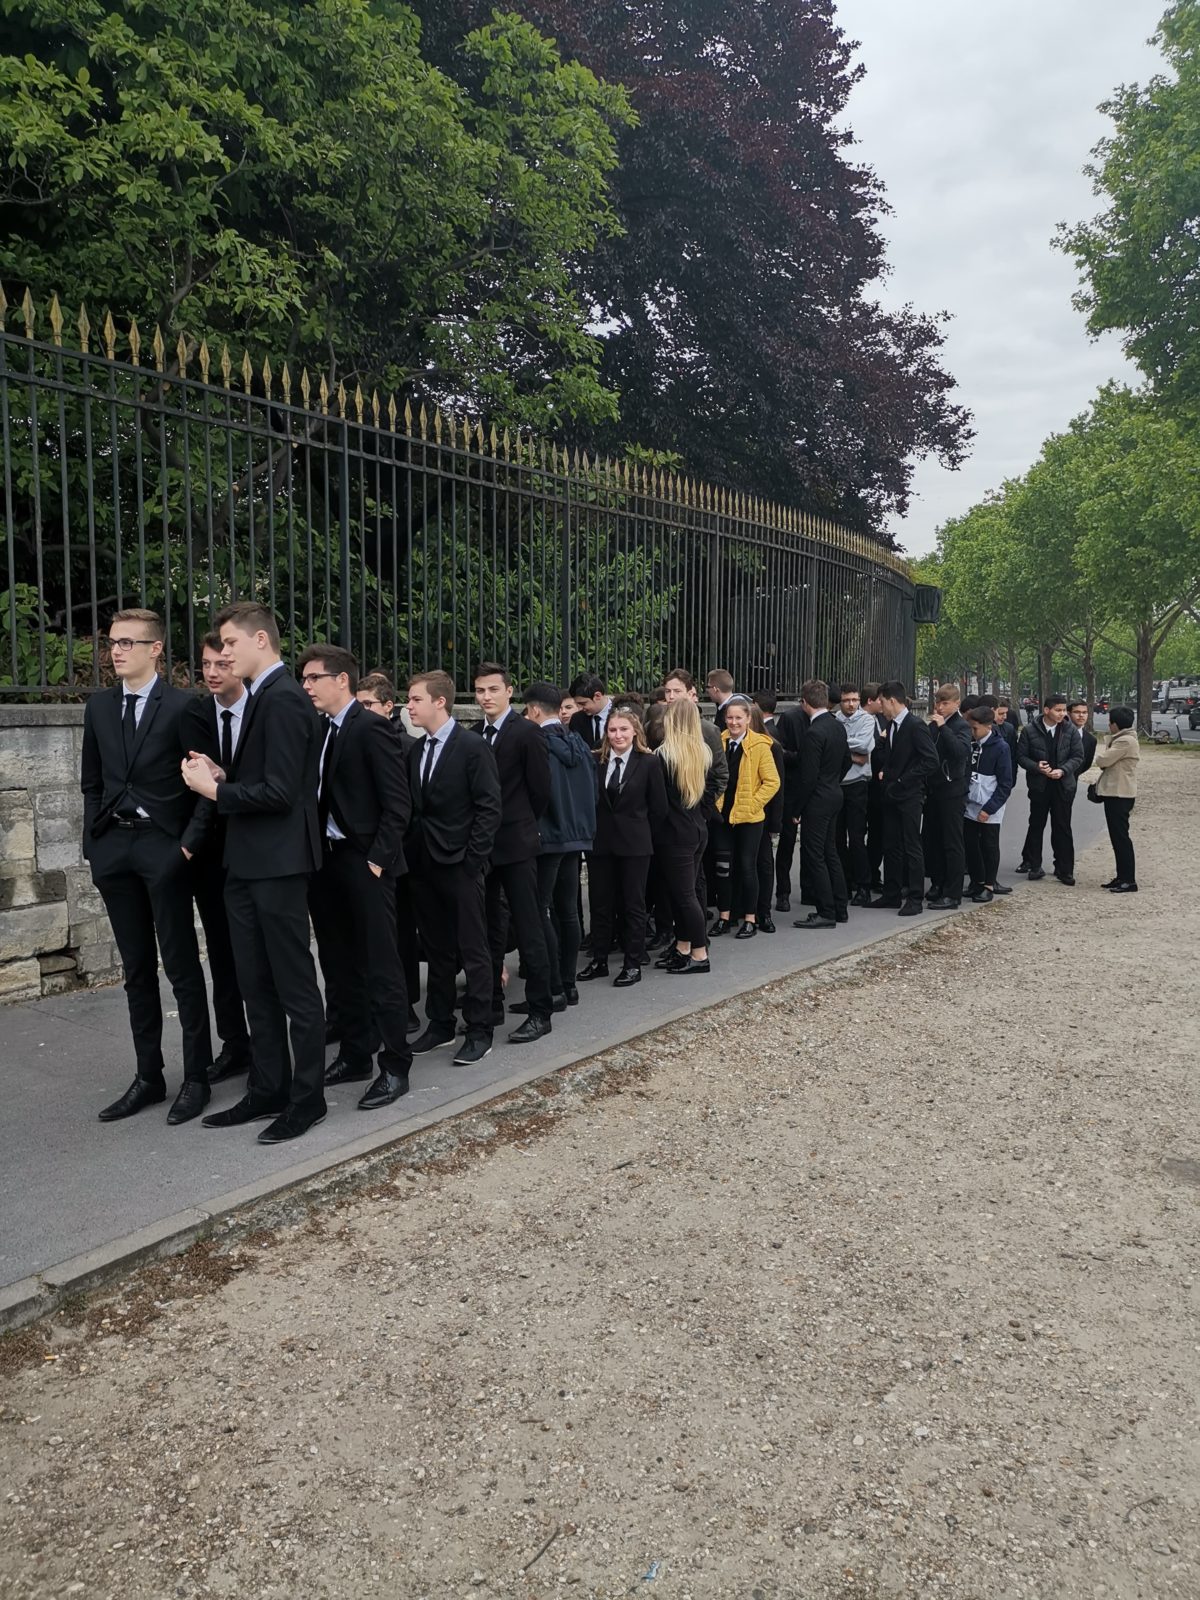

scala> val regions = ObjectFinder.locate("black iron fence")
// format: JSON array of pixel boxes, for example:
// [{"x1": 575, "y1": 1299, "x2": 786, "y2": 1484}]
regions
[{"x1": 1, "y1": 291, "x2": 918, "y2": 698}]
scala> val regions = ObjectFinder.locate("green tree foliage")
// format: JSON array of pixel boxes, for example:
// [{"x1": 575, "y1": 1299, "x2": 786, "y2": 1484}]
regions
[
  {"x1": 1057, "y1": 1, "x2": 1200, "y2": 409},
  {"x1": 0, "y1": 0, "x2": 634, "y2": 430}
]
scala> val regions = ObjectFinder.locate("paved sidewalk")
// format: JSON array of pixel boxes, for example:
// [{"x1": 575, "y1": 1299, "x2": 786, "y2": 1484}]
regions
[{"x1": 0, "y1": 789, "x2": 1104, "y2": 1309}]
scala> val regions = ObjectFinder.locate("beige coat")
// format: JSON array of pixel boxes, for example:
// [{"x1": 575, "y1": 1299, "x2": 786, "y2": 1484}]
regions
[{"x1": 1092, "y1": 726, "x2": 1139, "y2": 799}]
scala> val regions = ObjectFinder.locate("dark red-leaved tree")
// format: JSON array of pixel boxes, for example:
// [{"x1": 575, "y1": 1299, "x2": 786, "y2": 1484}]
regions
[{"x1": 419, "y1": 0, "x2": 972, "y2": 534}]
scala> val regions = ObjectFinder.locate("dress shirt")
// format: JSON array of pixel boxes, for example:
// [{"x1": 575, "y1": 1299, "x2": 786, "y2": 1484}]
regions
[
  {"x1": 592, "y1": 699, "x2": 613, "y2": 743},
  {"x1": 605, "y1": 750, "x2": 627, "y2": 789},
  {"x1": 483, "y1": 706, "x2": 515, "y2": 743},
  {"x1": 248, "y1": 659, "x2": 286, "y2": 695},
  {"x1": 215, "y1": 688, "x2": 248, "y2": 761},
  {"x1": 420, "y1": 717, "x2": 457, "y2": 785},
  {"x1": 122, "y1": 677, "x2": 157, "y2": 817},
  {"x1": 319, "y1": 699, "x2": 355, "y2": 840}
]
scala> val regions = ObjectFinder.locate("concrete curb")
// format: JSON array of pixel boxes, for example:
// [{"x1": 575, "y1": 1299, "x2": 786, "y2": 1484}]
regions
[{"x1": 0, "y1": 906, "x2": 981, "y2": 1338}]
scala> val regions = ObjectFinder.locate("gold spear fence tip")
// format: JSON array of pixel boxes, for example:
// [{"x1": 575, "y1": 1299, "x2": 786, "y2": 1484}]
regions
[
  {"x1": 318, "y1": 374, "x2": 329, "y2": 414},
  {"x1": 281, "y1": 362, "x2": 291, "y2": 404},
  {"x1": 300, "y1": 367, "x2": 311, "y2": 407},
  {"x1": 175, "y1": 333, "x2": 188, "y2": 375},
  {"x1": 354, "y1": 383, "x2": 364, "y2": 424},
  {"x1": 151, "y1": 324, "x2": 165, "y2": 373},
  {"x1": 336, "y1": 379, "x2": 347, "y2": 418},
  {"x1": 219, "y1": 344, "x2": 231, "y2": 387},
  {"x1": 78, "y1": 303, "x2": 91, "y2": 353},
  {"x1": 198, "y1": 339, "x2": 210, "y2": 383},
  {"x1": 48, "y1": 293, "x2": 63, "y2": 346},
  {"x1": 372, "y1": 389, "x2": 380, "y2": 427},
  {"x1": 0, "y1": 283, "x2": 8, "y2": 331},
  {"x1": 21, "y1": 287, "x2": 34, "y2": 338},
  {"x1": 261, "y1": 356, "x2": 272, "y2": 398}
]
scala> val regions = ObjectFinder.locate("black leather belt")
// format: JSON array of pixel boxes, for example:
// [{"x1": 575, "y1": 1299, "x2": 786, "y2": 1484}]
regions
[
  {"x1": 113, "y1": 816, "x2": 155, "y2": 829},
  {"x1": 323, "y1": 836, "x2": 351, "y2": 851}
]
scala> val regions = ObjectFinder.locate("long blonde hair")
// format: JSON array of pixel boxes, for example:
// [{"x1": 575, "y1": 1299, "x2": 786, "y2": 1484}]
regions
[{"x1": 658, "y1": 698, "x2": 711, "y2": 809}]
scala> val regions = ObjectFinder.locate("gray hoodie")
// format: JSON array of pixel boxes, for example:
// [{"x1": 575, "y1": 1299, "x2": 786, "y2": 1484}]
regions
[{"x1": 836, "y1": 706, "x2": 876, "y2": 783}]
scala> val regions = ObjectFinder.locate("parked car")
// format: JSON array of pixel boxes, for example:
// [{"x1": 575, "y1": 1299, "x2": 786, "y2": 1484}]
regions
[{"x1": 1093, "y1": 699, "x2": 1108, "y2": 714}]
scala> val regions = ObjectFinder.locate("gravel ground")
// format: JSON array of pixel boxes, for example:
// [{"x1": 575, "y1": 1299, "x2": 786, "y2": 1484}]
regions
[{"x1": 1, "y1": 750, "x2": 1197, "y2": 1600}]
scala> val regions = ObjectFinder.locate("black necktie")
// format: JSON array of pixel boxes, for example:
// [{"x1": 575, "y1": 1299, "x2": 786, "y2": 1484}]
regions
[
  {"x1": 421, "y1": 736, "x2": 437, "y2": 793},
  {"x1": 220, "y1": 708, "x2": 234, "y2": 771},
  {"x1": 484, "y1": 724, "x2": 497, "y2": 746},
  {"x1": 607, "y1": 755, "x2": 623, "y2": 801},
  {"x1": 725, "y1": 741, "x2": 742, "y2": 806},
  {"x1": 593, "y1": 714, "x2": 602, "y2": 744},
  {"x1": 318, "y1": 720, "x2": 339, "y2": 830},
  {"x1": 122, "y1": 693, "x2": 137, "y2": 758}
]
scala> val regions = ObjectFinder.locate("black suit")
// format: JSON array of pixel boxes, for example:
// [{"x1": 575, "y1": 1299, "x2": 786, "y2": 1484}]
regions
[
  {"x1": 654, "y1": 756, "x2": 718, "y2": 949},
  {"x1": 923, "y1": 710, "x2": 972, "y2": 901},
  {"x1": 1017, "y1": 716, "x2": 1084, "y2": 875},
  {"x1": 591, "y1": 749, "x2": 667, "y2": 966},
  {"x1": 386, "y1": 716, "x2": 421, "y2": 1008},
  {"x1": 475, "y1": 713, "x2": 554, "y2": 1019},
  {"x1": 793, "y1": 711, "x2": 851, "y2": 920},
  {"x1": 179, "y1": 693, "x2": 251, "y2": 1060},
  {"x1": 407, "y1": 722, "x2": 502, "y2": 1036},
  {"x1": 569, "y1": 704, "x2": 610, "y2": 751},
  {"x1": 1076, "y1": 726, "x2": 1098, "y2": 773},
  {"x1": 878, "y1": 712, "x2": 939, "y2": 902},
  {"x1": 773, "y1": 704, "x2": 808, "y2": 898},
  {"x1": 81, "y1": 679, "x2": 214, "y2": 1086},
  {"x1": 309, "y1": 700, "x2": 413, "y2": 1075},
  {"x1": 995, "y1": 716, "x2": 1019, "y2": 787},
  {"x1": 215, "y1": 664, "x2": 325, "y2": 1118}
]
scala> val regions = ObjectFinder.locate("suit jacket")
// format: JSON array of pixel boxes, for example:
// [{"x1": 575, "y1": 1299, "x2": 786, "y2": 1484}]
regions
[
  {"x1": 178, "y1": 691, "x2": 237, "y2": 860},
  {"x1": 1016, "y1": 716, "x2": 1085, "y2": 795},
  {"x1": 569, "y1": 706, "x2": 608, "y2": 751},
  {"x1": 931, "y1": 710, "x2": 972, "y2": 799},
  {"x1": 320, "y1": 699, "x2": 411, "y2": 873},
  {"x1": 593, "y1": 747, "x2": 668, "y2": 856},
  {"x1": 700, "y1": 719, "x2": 728, "y2": 822},
  {"x1": 1077, "y1": 727, "x2": 1098, "y2": 772},
  {"x1": 775, "y1": 704, "x2": 810, "y2": 817},
  {"x1": 215, "y1": 665, "x2": 323, "y2": 879},
  {"x1": 653, "y1": 750, "x2": 720, "y2": 855},
  {"x1": 471, "y1": 712, "x2": 551, "y2": 866},
  {"x1": 879, "y1": 712, "x2": 939, "y2": 804},
  {"x1": 793, "y1": 710, "x2": 851, "y2": 812},
  {"x1": 80, "y1": 678, "x2": 207, "y2": 861},
  {"x1": 994, "y1": 717, "x2": 1019, "y2": 779},
  {"x1": 406, "y1": 722, "x2": 502, "y2": 873}
]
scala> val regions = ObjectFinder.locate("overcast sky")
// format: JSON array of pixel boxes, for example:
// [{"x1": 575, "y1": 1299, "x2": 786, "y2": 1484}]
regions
[{"x1": 833, "y1": 0, "x2": 1166, "y2": 556}]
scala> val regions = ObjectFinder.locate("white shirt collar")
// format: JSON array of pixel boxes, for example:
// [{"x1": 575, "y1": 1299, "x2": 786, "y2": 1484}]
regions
[
  {"x1": 218, "y1": 687, "x2": 249, "y2": 719},
  {"x1": 327, "y1": 697, "x2": 355, "y2": 730},
  {"x1": 808, "y1": 707, "x2": 827, "y2": 720},
  {"x1": 248, "y1": 659, "x2": 286, "y2": 695},
  {"x1": 123, "y1": 676, "x2": 156, "y2": 703},
  {"x1": 486, "y1": 706, "x2": 514, "y2": 733},
  {"x1": 892, "y1": 705, "x2": 909, "y2": 727},
  {"x1": 540, "y1": 716, "x2": 562, "y2": 729},
  {"x1": 429, "y1": 717, "x2": 456, "y2": 745}
]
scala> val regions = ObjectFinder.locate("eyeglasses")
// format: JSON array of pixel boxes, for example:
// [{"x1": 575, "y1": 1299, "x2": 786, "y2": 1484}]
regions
[
  {"x1": 103, "y1": 637, "x2": 158, "y2": 652},
  {"x1": 300, "y1": 672, "x2": 339, "y2": 685},
  {"x1": 358, "y1": 697, "x2": 384, "y2": 708}
]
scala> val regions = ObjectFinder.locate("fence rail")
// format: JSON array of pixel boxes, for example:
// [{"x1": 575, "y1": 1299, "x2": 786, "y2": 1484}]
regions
[{"x1": 1, "y1": 292, "x2": 917, "y2": 698}]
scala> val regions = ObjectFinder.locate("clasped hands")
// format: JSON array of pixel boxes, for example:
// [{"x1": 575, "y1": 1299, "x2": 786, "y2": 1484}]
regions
[
  {"x1": 1038, "y1": 759, "x2": 1064, "y2": 780},
  {"x1": 181, "y1": 750, "x2": 225, "y2": 800}
]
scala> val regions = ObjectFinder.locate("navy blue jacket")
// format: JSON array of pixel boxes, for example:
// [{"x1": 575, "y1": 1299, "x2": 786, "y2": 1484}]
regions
[
  {"x1": 966, "y1": 731, "x2": 1014, "y2": 820},
  {"x1": 538, "y1": 721, "x2": 597, "y2": 853}
]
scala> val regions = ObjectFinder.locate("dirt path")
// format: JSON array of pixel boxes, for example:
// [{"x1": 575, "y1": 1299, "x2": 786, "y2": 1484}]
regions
[{"x1": 2, "y1": 751, "x2": 1197, "y2": 1600}]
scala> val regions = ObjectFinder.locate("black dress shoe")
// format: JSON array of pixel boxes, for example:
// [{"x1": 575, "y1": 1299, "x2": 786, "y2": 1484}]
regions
[
  {"x1": 1055, "y1": 873, "x2": 1076, "y2": 886},
  {"x1": 257, "y1": 1105, "x2": 327, "y2": 1144},
  {"x1": 925, "y1": 884, "x2": 943, "y2": 900},
  {"x1": 835, "y1": 909, "x2": 849, "y2": 923},
  {"x1": 759, "y1": 915, "x2": 776, "y2": 933},
  {"x1": 98, "y1": 1077, "x2": 167, "y2": 1122},
  {"x1": 167, "y1": 1080, "x2": 211, "y2": 1125},
  {"x1": 510, "y1": 993, "x2": 568, "y2": 1015},
  {"x1": 645, "y1": 926, "x2": 672, "y2": 952},
  {"x1": 898, "y1": 899, "x2": 924, "y2": 916},
  {"x1": 324, "y1": 1055, "x2": 373, "y2": 1086},
  {"x1": 563, "y1": 985, "x2": 579, "y2": 1006},
  {"x1": 453, "y1": 1033, "x2": 493, "y2": 1066},
  {"x1": 656, "y1": 947, "x2": 691, "y2": 971},
  {"x1": 926, "y1": 896, "x2": 961, "y2": 910},
  {"x1": 202, "y1": 1095, "x2": 287, "y2": 1128},
  {"x1": 734, "y1": 921, "x2": 758, "y2": 940},
  {"x1": 509, "y1": 1014, "x2": 552, "y2": 1044},
  {"x1": 613, "y1": 965, "x2": 641, "y2": 987},
  {"x1": 208, "y1": 1045, "x2": 252, "y2": 1084},
  {"x1": 1109, "y1": 881, "x2": 1139, "y2": 893},
  {"x1": 576, "y1": 960, "x2": 610, "y2": 982},
  {"x1": 1027, "y1": 867, "x2": 1046, "y2": 880},
  {"x1": 1015, "y1": 862, "x2": 1031, "y2": 874},
  {"x1": 708, "y1": 918, "x2": 732, "y2": 937},
  {"x1": 971, "y1": 887, "x2": 994, "y2": 903},
  {"x1": 775, "y1": 893, "x2": 790, "y2": 913},
  {"x1": 794, "y1": 913, "x2": 835, "y2": 929},
  {"x1": 669, "y1": 957, "x2": 711, "y2": 974},
  {"x1": 324, "y1": 1021, "x2": 341, "y2": 1045},
  {"x1": 868, "y1": 896, "x2": 902, "y2": 909},
  {"x1": 410, "y1": 1026, "x2": 456, "y2": 1054},
  {"x1": 358, "y1": 1070, "x2": 410, "y2": 1109},
  {"x1": 991, "y1": 883, "x2": 1012, "y2": 895},
  {"x1": 1101, "y1": 877, "x2": 1120, "y2": 889},
  {"x1": 850, "y1": 889, "x2": 872, "y2": 908}
]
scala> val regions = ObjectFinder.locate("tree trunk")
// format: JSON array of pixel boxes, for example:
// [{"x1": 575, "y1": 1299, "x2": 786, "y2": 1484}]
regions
[
  {"x1": 1081, "y1": 645, "x2": 1097, "y2": 730},
  {"x1": 1038, "y1": 642, "x2": 1054, "y2": 703},
  {"x1": 1005, "y1": 643, "x2": 1020, "y2": 711},
  {"x1": 989, "y1": 649, "x2": 1001, "y2": 698},
  {"x1": 1135, "y1": 622, "x2": 1155, "y2": 737}
]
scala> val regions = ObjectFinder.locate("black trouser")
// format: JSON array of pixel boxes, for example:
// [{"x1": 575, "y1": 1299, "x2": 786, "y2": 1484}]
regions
[
  {"x1": 91, "y1": 823, "x2": 214, "y2": 1086},
  {"x1": 537, "y1": 851, "x2": 582, "y2": 994},
  {"x1": 801, "y1": 794, "x2": 848, "y2": 919},
  {"x1": 836, "y1": 782, "x2": 870, "y2": 891},
  {"x1": 756, "y1": 827, "x2": 775, "y2": 920},
  {"x1": 866, "y1": 778, "x2": 885, "y2": 885},
  {"x1": 487, "y1": 857, "x2": 553, "y2": 1018},
  {"x1": 963, "y1": 818, "x2": 1000, "y2": 888},
  {"x1": 713, "y1": 818, "x2": 764, "y2": 920},
  {"x1": 1103, "y1": 796, "x2": 1135, "y2": 882},
  {"x1": 657, "y1": 845, "x2": 708, "y2": 948},
  {"x1": 589, "y1": 853, "x2": 650, "y2": 967},
  {"x1": 224, "y1": 872, "x2": 325, "y2": 1116},
  {"x1": 411, "y1": 853, "x2": 494, "y2": 1035},
  {"x1": 394, "y1": 872, "x2": 421, "y2": 1007},
  {"x1": 190, "y1": 849, "x2": 250, "y2": 1056},
  {"x1": 882, "y1": 795, "x2": 925, "y2": 902},
  {"x1": 309, "y1": 843, "x2": 412, "y2": 1076},
  {"x1": 923, "y1": 787, "x2": 967, "y2": 901},
  {"x1": 774, "y1": 815, "x2": 798, "y2": 899},
  {"x1": 1022, "y1": 783, "x2": 1076, "y2": 875}
]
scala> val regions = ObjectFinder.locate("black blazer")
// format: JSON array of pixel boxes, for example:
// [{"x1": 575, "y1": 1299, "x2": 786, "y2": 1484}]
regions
[
  {"x1": 1017, "y1": 717, "x2": 1085, "y2": 795},
  {"x1": 321, "y1": 699, "x2": 411, "y2": 873},
  {"x1": 653, "y1": 751, "x2": 720, "y2": 855},
  {"x1": 593, "y1": 748, "x2": 668, "y2": 856},
  {"x1": 215, "y1": 665, "x2": 323, "y2": 879},
  {"x1": 1078, "y1": 727, "x2": 1097, "y2": 771},
  {"x1": 406, "y1": 721, "x2": 502, "y2": 873},
  {"x1": 178, "y1": 690, "x2": 243, "y2": 859},
  {"x1": 775, "y1": 704, "x2": 810, "y2": 817},
  {"x1": 879, "y1": 712, "x2": 939, "y2": 803},
  {"x1": 569, "y1": 706, "x2": 608, "y2": 751},
  {"x1": 792, "y1": 710, "x2": 851, "y2": 812},
  {"x1": 931, "y1": 710, "x2": 972, "y2": 798},
  {"x1": 471, "y1": 712, "x2": 550, "y2": 866},
  {"x1": 995, "y1": 717, "x2": 1019, "y2": 779},
  {"x1": 80, "y1": 678, "x2": 207, "y2": 861}
]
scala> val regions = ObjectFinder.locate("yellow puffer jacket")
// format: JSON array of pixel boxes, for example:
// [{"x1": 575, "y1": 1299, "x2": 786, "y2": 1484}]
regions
[{"x1": 717, "y1": 728, "x2": 781, "y2": 824}]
